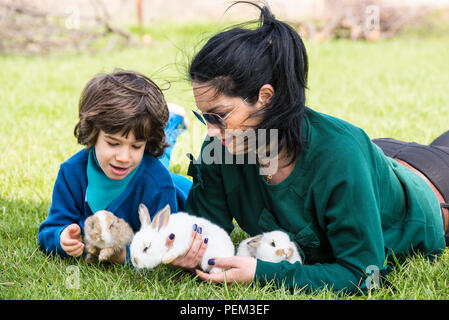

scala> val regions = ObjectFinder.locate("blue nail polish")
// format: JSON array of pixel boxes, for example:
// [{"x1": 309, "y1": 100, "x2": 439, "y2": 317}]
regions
[
  {"x1": 208, "y1": 258, "x2": 215, "y2": 265},
  {"x1": 204, "y1": 238, "x2": 208, "y2": 244},
  {"x1": 193, "y1": 224, "x2": 197, "y2": 231},
  {"x1": 169, "y1": 233, "x2": 175, "y2": 240},
  {"x1": 197, "y1": 227, "x2": 202, "y2": 234}
]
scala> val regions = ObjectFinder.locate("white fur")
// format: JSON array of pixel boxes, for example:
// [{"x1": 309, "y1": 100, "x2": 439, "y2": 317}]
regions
[
  {"x1": 236, "y1": 230, "x2": 302, "y2": 264},
  {"x1": 130, "y1": 204, "x2": 235, "y2": 273},
  {"x1": 98, "y1": 211, "x2": 113, "y2": 247}
]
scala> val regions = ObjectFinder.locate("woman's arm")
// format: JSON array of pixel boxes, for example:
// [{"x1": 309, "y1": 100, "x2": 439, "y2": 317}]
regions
[
  {"x1": 199, "y1": 146, "x2": 388, "y2": 293},
  {"x1": 166, "y1": 140, "x2": 235, "y2": 269},
  {"x1": 184, "y1": 150, "x2": 234, "y2": 233}
]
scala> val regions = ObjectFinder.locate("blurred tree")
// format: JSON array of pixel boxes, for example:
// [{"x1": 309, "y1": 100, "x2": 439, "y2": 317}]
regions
[
  {"x1": 294, "y1": 0, "x2": 431, "y2": 41},
  {"x1": 0, "y1": 0, "x2": 135, "y2": 54}
]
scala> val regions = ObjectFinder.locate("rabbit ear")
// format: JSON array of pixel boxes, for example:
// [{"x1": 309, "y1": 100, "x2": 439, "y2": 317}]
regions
[
  {"x1": 151, "y1": 204, "x2": 171, "y2": 232},
  {"x1": 138, "y1": 204, "x2": 151, "y2": 229},
  {"x1": 247, "y1": 236, "x2": 262, "y2": 248}
]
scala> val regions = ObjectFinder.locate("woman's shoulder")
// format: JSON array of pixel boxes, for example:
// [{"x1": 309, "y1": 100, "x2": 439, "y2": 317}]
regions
[
  {"x1": 302, "y1": 108, "x2": 382, "y2": 179},
  {"x1": 307, "y1": 108, "x2": 367, "y2": 138}
]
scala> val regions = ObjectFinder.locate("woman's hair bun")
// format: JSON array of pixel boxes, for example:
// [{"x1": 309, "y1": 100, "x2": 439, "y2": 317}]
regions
[
  {"x1": 260, "y1": 5, "x2": 276, "y2": 26},
  {"x1": 189, "y1": 0, "x2": 309, "y2": 165}
]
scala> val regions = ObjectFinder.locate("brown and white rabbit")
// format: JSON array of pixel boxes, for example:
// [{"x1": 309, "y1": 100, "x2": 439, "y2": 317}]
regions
[
  {"x1": 84, "y1": 210, "x2": 134, "y2": 262},
  {"x1": 236, "y1": 230, "x2": 302, "y2": 264}
]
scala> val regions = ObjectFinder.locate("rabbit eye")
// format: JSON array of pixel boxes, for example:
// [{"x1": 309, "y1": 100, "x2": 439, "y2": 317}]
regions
[
  {"x1": 143, "y1": 244, "x2": 151, "y2": 253},
  {"x1": 271, "y1": 241, "x2": 276, "y2": 247},
  {"x1": 109, "y1": 222, "x2": 114, "y2": 229}
]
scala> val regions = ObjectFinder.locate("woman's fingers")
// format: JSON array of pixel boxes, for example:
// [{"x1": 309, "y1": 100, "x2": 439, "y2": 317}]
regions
[
  {"x1": 197, "y1": 237, "x2": 208, "y2": 261},
  {"x1": 165, "y1": 233, "x2": 175, "y2": 249},
  {"x1": 195, "y1": 256, "x2": 257, "y2": 283},
  {"x1": 188, "y1": 228, "x2": 204, "y2": 257},
  {"x1": 174, "y1": 230, "x2": 203, "y2": 268},
  {"x1": 170, "y1": 225, "x2": 208, "y2": 269},
  {"x1": 195, "y1": 257, "x2": 236, "y2": 282}
]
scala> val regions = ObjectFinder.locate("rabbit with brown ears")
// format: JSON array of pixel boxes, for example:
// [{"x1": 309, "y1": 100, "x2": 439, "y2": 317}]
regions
[
  {"x1": 236, "y1": 230, "x2": 302, "y2": 264},
  {"x1": 84, "y1": 210, "x2": 134, "y2": 262}
]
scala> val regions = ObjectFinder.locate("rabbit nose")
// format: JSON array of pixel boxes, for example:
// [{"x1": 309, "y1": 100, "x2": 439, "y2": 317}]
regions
[{"x1": 133, "y1": 257, "x2": 139, "y2": 265}]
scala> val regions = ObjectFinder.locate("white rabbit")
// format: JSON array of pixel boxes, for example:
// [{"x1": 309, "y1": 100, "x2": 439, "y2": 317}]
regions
[
  {"x1": 84, "y1": 210, "x2": 134, "y2": 262},
  {"x1": 130, "y1": 203, "x2": 235, "y2": 273},
  {"x1": 236, "y1": 230, "x2": 302, "y2": 264}
]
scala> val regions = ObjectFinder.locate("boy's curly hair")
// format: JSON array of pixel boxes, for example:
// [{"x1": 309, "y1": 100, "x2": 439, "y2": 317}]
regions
[{"x1": 74, "y1": 69, "x2": 169, "y2": 158}]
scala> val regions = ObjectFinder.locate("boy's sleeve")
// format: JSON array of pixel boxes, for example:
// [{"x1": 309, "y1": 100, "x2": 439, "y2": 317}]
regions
[
  {"x1": 38, "y1": 164, "x2": 83, "y2": 258},
  {"x1": 143, "y1": 185, "x2": 178, "y2": 220},
  {"x1": 255, "y1": 146, "x2": 387, "y2": 293}
]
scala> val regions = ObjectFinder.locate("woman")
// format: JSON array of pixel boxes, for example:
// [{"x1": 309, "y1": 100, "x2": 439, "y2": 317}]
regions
[{"x1": 167, "y1": 3, "x2": 448, "y2": 293}]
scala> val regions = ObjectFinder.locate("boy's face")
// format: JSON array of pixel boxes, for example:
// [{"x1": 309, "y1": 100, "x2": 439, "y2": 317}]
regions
[{"x1": 94, "y1": 130, "x2": 146, "y2": 180}]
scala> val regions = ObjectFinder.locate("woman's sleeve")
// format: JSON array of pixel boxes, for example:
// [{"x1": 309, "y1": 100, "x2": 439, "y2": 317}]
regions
[
  {"x1": 255, "y1": 147, "x2": 387, "y2": 293},
  {"x1": 184, "y1": 139, "x2": 235, "y2": 235},
  {"x1": 38, "y1": 164, "x2": 83, "y2": 258}
]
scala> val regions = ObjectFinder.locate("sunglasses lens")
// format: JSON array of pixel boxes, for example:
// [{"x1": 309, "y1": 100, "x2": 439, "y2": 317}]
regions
[
  {"x1": 192, "y1": 110, "x2": 206, "y2": 125},
  {"x1": 192, "y1": 110, "x2": 225, "y2": 128},
  {"x1": 203, "y1": 114, "x2": 225, "y2": 128}
]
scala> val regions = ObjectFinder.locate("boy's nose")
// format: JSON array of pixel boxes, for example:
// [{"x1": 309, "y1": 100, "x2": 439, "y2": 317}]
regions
[{"x1": 116, "y1": 147, "x2": 131, "y2": 162}]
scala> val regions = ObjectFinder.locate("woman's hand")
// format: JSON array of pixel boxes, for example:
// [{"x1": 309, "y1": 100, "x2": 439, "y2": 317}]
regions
[
  {"x1": 60, "y1": 223, "x2": 84, "y2": 257},
  {"x1": 164, "y1": 225, "x2": 257, "y2": 283},
  {"x1": 195, "y1": 256, "x2": 257, "y2": 284},
  {"x1": 165, "y1": 224, "x2": 208, "y2": 270}
]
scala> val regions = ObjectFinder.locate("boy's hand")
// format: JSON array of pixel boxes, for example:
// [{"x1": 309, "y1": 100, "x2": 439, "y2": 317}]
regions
[{"x1": 60, "y1": 224, "x2": 84, "y2": 257}]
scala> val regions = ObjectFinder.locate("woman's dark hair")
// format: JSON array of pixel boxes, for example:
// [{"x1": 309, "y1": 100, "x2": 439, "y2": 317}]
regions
[
  {"x1": 189, "y1": 1, "x2": 309, "y2": 164},
  {"x1": 74, "y1": 69, "x2": 169, "y2": 157}
]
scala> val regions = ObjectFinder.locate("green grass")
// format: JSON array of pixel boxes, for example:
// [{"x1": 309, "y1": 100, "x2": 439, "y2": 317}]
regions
[{"x1": 1, "y1": 20, "x2": 449, "y2": 300}]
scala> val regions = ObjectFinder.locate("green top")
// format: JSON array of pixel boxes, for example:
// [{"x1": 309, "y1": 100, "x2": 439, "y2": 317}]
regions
[
  {"x1": 185, "y1": 107, "x2": 445, "y2": 293},
  {"x1": 86, "y1": 147, "x2": 140, "y2": 213}
]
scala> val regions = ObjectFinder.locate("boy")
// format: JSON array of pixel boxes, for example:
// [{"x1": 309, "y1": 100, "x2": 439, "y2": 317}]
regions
[{"x1": 38, "y1": 70, "x2": 191, "y2": 263}]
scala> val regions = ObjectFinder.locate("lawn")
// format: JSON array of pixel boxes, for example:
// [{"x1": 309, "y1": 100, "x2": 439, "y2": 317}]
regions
[{"x1": 1, "y1": 19, "x2": 449, "y2": 300}]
